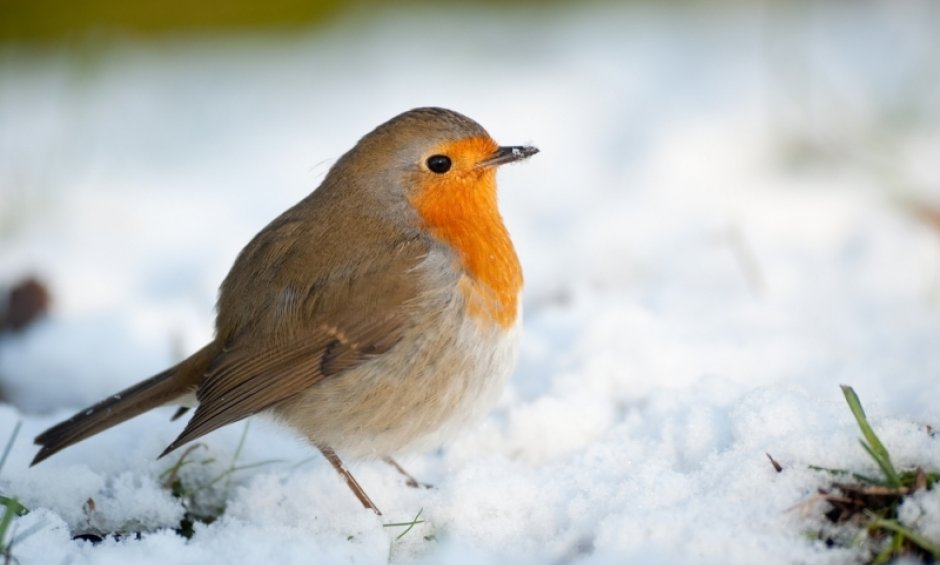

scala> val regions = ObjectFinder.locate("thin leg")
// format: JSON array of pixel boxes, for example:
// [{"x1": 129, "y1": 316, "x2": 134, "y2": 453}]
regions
[
  {"x1": 319, "y1": 446, "x2": 382, "y2": 515},
  {"x1": 382, "y1": 456, "x2": 433, "y2": 489}
]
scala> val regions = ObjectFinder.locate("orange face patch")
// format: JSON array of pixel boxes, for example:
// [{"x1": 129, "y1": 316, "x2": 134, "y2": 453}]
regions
[{"x1": 410, "y1": 136, "x2": 523, "y2": 328}]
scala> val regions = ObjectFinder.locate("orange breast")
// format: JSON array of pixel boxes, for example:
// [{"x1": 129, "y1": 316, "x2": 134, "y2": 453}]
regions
[{"x1": 410, "y1": 137, "x2": 522, "y2": 328}]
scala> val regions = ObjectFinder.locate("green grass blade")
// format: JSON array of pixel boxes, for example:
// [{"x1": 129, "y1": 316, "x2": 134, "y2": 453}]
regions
[
  {"x1": 807, "y1": 464, "x2": 882, "y2": 484},
  {"x1": 858, "y1": 441, "x2": 901, "y2": 487},
  {"x1": 0, "y1": 498, "x2": 27, "y2": 518},
  {"x1": 204, "y1": 459, "x2": 284, "y2": 489},
  {"x1": 223, "y1": 422, "x2": 251, "y2": 491},
  {"x1": 0, "y1": 421, "x2": 22, "y2": 476},
  {"x1": 0, "y1": 497, "x2": 21, "y2": 552},
  {"x1": 383, "y1": 508, "x2": 425, "y2": 541},
  {"x1": 868, "y1": 516, "x2": 940, "y2": 558},
  {"x1": 871, "y1": 534, "x2": 897, "y2": 565},
  {"x1": 840, "y1": 385, "x2": 901, "y2": 487}
]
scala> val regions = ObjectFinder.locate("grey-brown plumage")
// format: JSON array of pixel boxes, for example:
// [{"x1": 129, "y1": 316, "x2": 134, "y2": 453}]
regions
[{"x1": 31, "y1": 107, "x2": 538, "y2": 513}]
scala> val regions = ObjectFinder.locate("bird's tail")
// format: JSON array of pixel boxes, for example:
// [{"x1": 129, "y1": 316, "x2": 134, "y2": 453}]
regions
[{"x1": 31, "y1": 343, "x2": 216, "y2": 465}]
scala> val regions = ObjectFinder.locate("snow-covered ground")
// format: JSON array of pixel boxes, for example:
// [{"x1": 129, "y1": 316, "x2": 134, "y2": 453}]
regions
[{"x1": 1, "y1": 3, "x2": 939, "y2": 563}]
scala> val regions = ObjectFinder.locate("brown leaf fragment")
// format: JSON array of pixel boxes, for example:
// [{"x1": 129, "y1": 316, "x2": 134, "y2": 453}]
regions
[
  {"x1": 1, "y1": 277, "x2": 51, "y2": 332},
  {"x1": 834, "y1": 483, "x2": 909, "y2": 497},
  {"x1": 913, "y1": 202, "x2": 940, "y2": 232},
  {"x1": 766, "y1": 452, "x2": 783, "y2": 473},
  {"x1": 913, "y1": 467, "x2": 927, "y2": 492}
]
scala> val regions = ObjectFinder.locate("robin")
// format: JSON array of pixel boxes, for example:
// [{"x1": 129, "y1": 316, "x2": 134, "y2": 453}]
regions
[{"x1": 31, "y1": 107, "x2": 538, "y2": 515}]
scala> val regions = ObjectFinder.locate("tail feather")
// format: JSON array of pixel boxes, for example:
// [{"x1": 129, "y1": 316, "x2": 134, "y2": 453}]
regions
[{"x1": 31, "y1": 343, "x2": 216, "y2": 466}]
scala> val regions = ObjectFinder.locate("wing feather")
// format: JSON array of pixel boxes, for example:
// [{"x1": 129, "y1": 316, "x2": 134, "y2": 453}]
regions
[{"x1": 161, "y1": 237, "x2": 432, "y2": 457}]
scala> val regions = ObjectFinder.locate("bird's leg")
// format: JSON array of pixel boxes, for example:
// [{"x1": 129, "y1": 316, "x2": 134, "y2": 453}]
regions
[
  {"x1": 382, "y1": 456, "x2": 433, "y2": 489},
  {"x1": 319, "y1": 446, "x2": 381, "y2": 515}
]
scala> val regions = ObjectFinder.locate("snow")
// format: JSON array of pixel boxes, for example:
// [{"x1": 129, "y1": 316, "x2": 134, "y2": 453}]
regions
[{"x1": 1, "y1": 2, "x2": 939, "y2": 563}]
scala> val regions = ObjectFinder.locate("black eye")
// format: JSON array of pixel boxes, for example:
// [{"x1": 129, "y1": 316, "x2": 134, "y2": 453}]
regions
[{"x1": 426, "y1": 155, "x2": 452, "y2": 174}]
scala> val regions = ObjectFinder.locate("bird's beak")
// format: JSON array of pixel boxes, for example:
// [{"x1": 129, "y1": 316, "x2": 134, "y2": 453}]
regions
[{"x1": 476, "y1": 145, "x2": 539, "y2": 168}]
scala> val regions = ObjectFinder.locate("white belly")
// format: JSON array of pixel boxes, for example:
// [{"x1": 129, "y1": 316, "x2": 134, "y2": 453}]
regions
[{"x1": 272, "y1": 292, "x2": 520, "y2": 459}]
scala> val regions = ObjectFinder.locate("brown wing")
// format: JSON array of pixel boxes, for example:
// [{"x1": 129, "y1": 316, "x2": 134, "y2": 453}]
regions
[{"x1": 160, "y1": 236, "x2": 431, "y2": 457}]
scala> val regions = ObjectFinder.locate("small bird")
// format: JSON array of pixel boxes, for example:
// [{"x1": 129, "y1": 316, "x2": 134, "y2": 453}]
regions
[{"x1": 31, "y1": 107, "x2": 538, "y2": 515}]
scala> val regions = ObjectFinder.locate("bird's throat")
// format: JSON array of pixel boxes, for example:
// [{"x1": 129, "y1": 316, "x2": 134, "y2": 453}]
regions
[{"x1": 411, "y1": 169, "x2": 522, "y2": 328}]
